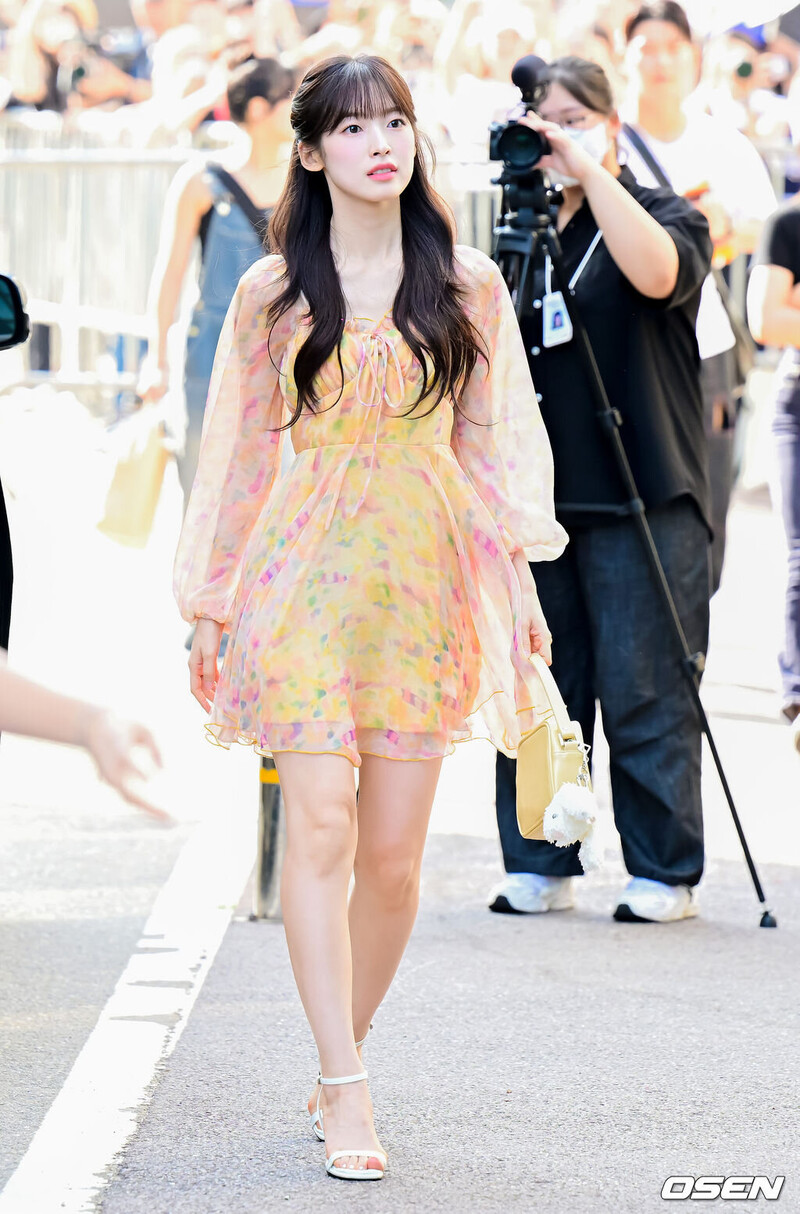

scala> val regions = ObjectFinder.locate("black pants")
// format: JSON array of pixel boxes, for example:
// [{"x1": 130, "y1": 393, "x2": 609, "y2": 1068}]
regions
[{"x1": 496, "y1": 498, "x2": 710, "y2": 887}]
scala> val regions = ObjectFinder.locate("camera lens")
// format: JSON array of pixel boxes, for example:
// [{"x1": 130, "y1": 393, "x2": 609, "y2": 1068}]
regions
[{"x1": 496, "y1": 123, "x2": 549, "y2": 172}]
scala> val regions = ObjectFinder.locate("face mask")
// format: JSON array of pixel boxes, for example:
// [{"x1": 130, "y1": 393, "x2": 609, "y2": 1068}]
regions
[{"x1": 554, "y1": 121, "x2": 610, "y2": 187}]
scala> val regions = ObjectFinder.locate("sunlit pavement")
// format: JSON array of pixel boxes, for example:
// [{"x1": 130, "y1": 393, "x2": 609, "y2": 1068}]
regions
[{"x1": 0, "y1": 384, "x2": 797, "y2": 1213}]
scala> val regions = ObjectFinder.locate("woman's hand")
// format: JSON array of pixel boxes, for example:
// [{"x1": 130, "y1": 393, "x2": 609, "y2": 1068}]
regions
[
  {"x1": 137, "y1": 357, "x2": 169, "y2": 406},
  {"x1": 520, "y1": 589, "x2": 553, "y2": 665},
  {"x1": 516, "y1": 112, "x2": 602, "y2": 189},
  {"x1": 512, "y1": 550, "x2": 553, "y2": 664},
  {"x1": 189, "y1": 618, "x2": 224, "y2": 711},
  {"x1": 84, "y1": 709, "x2": 170, "y2": 822}
]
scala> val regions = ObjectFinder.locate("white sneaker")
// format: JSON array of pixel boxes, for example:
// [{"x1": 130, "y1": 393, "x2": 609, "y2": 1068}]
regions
[
  {"x1": 488, "y1": 872, "x2": 575, "y2": 914},
  {"x1": 614, "y1": 877, "x2": 698, "y2": 923}
]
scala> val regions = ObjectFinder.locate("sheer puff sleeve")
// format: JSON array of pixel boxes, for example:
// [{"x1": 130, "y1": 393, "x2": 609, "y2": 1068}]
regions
[
  {"x1": 452, "y1": 245, "x2": 568, "y2": 562},
  {"x1": 173, "y1": 255, "x2": 292, "y2": 625}
]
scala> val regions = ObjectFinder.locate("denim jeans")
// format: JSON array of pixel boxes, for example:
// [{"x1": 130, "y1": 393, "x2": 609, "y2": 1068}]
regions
[
  {"x1": 701, "y1": 349, "x2": 737, "y2": 595},
  {"x1": 496, "y1": 497, "x2": 710, "y2": 887},
  {"x1": 773, "y1": 358, "x2": 800, "y2": 707}
]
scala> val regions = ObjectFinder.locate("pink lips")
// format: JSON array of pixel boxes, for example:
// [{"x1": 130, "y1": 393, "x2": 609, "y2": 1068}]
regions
[{"x1": 368, "y1": 163, "x2": 397, "y2": 178}]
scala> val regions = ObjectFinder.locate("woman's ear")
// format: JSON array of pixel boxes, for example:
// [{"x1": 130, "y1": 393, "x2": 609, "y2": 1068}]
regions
[
  {"x1": 607, "y1": 109, "x2": 622, "y2": 139},
  {"x1": 298, "y1": 141, "x2": 324, "y2": 172}
]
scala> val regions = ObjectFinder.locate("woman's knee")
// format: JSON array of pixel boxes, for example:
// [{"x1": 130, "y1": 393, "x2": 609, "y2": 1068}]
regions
[
  {"x1": 353, "y1": 846, "x2": 421, "y2": 909},
  {"x1": 285, "y1": 796, "x2": 357, "y2": 878}
]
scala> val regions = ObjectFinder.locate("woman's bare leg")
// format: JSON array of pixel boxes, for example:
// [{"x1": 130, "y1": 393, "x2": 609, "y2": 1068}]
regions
[
  {"x1": 275, "y1": 750, "x2": 382, "y2": 1173},
  {"x1": 349, "y1": 754, "x2": 443, "y2": 1037},
  {"x1": 305, "y1": 753, "x2": 443, "y2": 1124}
]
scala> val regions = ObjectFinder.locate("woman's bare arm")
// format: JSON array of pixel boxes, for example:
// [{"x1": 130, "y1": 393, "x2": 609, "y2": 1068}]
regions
[
  {"x1": 140, "y1": 165, "x2": 212, "y2": 396},
  {"x1": 747, "y1": 263, "x2": 800, "y2": 348}
]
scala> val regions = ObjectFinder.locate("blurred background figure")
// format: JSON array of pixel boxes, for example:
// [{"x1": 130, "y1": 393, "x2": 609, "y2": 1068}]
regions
[
  {"x1": 698, "y1": 24, "x2": 791, "y2": 145},
  {"x1": 551, "y1": 0, "x2": 629, "y2": 97},
  {"x1": 619, "y1": 1, "x2": 777, "y2": 594},
  {"x1": 435, "y1": 0, "x2": 539, "y2": 164},
  {"x1": 3, "y1": 0, "x2": 104, "y2": 112},
  {"x1": 748, "y1": 195, "x2": 800, "y2": 755},
  {"x1": 139, "y1": 56, "x2": 293, "y2": 506}
]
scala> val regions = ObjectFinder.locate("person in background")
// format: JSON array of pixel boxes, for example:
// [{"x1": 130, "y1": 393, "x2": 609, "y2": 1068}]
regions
[
  {"x1": 139, "y1": 56, "x2": 293, "y2": 506},
  {"x1": 119, "y1": 0, "x2": 189, "y2": 93},
  {"x1": 436, "y1": 2, "x2": 537, "y2": 165},
  {"x1": 489, "y1": 55, "x2": 713, "y2": 925},
  {"x1": 748, "y1": 201, "x2": 800, "y2": 755},
  {"x1": 620, "y1": 0, "x2": 776, "y2": 593},
  {"x1": 290, "y1": 0, "x2": 328, "y2": 38},
  {"x1": 3, "y1": 0, "x2": 103, "y2": 111},
  {"x1": 698, "y1": 25, "x2": 790, "y2": 147}
]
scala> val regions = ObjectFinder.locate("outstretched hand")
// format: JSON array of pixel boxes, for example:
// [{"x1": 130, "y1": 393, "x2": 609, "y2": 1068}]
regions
[{"x1": 84, "y1": 709, "x2": 170, "y2": 822}]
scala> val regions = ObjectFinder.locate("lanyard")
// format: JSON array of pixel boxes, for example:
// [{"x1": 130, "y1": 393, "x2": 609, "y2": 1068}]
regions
[{"x1": 544, "y1": 229, "x2": 603, "y2": 297}]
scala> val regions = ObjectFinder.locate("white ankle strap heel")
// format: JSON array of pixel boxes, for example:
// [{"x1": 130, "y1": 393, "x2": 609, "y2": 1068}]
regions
[
  {"x1": 316, "y1": 1071, "x2": 386, "y2": 1181},
  {"x1": 309, "y1": 1024, "x2": 373, "y2": 1142}
]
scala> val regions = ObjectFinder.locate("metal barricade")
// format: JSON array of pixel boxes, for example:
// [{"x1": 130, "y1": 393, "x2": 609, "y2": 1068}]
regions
[{"x1": 0, "y1": 113, "x2": 197, "y2": 390}]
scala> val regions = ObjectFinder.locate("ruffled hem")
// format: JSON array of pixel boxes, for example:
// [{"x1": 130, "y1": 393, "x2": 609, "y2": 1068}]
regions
[{"x1": 203, "y1": 685, "x2": 540, "y2": 768}]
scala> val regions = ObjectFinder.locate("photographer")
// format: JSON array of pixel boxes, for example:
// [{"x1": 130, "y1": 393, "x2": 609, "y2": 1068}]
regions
[{"x1": 490, "y1": 56, "x2": 714, "y2": 924}]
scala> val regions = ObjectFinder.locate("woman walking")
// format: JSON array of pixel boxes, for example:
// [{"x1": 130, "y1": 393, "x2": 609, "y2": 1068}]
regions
[{"x1": 174, "y1": 53, "x2": 567, "y2": 1180}]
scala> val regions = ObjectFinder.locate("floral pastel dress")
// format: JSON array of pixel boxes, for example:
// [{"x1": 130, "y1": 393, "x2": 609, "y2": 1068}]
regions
[{"x1": 174, "y1": 246, "x2": 568, "y2": 766}]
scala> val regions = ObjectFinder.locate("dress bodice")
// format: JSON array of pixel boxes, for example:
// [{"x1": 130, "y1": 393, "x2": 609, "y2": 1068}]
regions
[
  {"x1": 283, "y1": 315, "x2": 455, "y2": 454},
  {"x1": 281, "y1": 316, "x2": 455, "y2": 531}
]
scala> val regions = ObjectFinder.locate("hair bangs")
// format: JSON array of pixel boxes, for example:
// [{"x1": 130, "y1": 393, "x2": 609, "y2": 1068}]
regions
[{"x1": 310, "y1": 56, "x2": 416, "y2": 137}]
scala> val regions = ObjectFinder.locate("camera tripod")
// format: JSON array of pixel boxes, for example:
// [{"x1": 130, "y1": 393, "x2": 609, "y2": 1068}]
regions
[{"x1": 492, "y1": 178, "x2": 777, "y2": 928}]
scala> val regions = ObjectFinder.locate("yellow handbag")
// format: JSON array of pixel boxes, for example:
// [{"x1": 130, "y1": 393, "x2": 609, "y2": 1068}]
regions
[
  {"x1": 98, "y1": 404, "x2": 169, "y2": 548},
  {"x1": 516, "y1": 653, "x2": 593, "y2": 840}
]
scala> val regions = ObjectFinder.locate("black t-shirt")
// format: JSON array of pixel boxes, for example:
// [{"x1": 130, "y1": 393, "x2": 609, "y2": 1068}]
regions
[
  {"x1": 518, "y1": 166, "x2": 712, "y2": 530},
  {"x1": 754, "y1": 202, "x2": 800, "y2": 280}
]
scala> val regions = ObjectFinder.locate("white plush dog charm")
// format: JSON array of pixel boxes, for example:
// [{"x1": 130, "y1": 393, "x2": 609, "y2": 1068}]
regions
[{"x1": 543, "y1": 783, "x2": 602, "y2": 872}]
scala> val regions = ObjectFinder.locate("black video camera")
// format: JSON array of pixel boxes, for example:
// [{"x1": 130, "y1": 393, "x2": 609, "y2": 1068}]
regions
[{"x1": 488, "y1": 55, "x2": 550, "y2": 176}]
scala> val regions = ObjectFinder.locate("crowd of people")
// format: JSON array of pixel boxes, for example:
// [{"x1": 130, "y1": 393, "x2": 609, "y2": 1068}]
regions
[{"x1": 0, "y1": 0, "x2": 796, "y2": 165}]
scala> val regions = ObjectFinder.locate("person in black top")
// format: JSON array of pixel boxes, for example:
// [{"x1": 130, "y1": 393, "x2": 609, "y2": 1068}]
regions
[
  {"x1": 748, "y1": 201, "x2": 800, "y2": 754},
  {"x1": 489, "y1": 57, "x2": 713, "y2": 924}
]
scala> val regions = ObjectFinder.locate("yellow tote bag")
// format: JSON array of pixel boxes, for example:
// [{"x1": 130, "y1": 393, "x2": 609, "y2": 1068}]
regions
[{"x1": 98, "y1": 404, "x2": 169, "y2": 548}]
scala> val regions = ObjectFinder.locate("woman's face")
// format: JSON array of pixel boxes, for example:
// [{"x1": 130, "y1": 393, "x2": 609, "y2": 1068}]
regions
[
  {"x1": 537, "y1": 80, "x2": 610, "y2": 138},
  {"x1": 301, "y1": 108, "x2": 416, "y2": 206},
  {"x1": 625, "y1": 19, "x2": 696, "y2": 102}
]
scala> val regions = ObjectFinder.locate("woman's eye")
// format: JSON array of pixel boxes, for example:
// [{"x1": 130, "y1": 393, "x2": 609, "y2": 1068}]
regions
[
  {"x1": 344, "y1": 124, "x2": 361, "y2": 134},
  {"x1": 388, "y1": 118, "x2": 405, "y2": 128}
]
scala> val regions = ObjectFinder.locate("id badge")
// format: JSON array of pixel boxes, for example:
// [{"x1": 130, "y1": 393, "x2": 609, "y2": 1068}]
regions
[{"x1": 542, "y1": 291, "x2": 573, "y2": 347}]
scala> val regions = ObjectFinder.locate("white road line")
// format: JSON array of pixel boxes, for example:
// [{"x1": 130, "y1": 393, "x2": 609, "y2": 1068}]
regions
[{"x1": 0, "y1": 800, "x2": 257, "y2": 1214}]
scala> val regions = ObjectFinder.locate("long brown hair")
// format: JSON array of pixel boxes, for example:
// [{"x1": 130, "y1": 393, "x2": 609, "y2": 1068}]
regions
[{"x1": 267, "y1": 54, "x2": 485, "y2": 422}]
